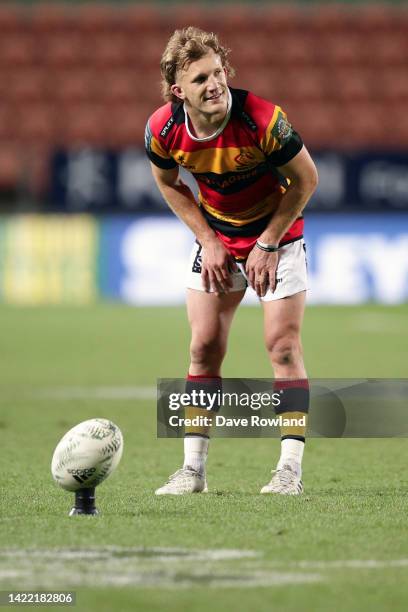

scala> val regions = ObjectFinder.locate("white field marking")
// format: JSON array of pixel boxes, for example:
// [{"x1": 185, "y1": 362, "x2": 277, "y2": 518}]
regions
[
  {"x1": 0, "y1": 567, "x2": 322, "y2": 589},
  {"x1": 0, "y1": 547, "x2": 322, "y2": 589},
  {"x1": 0, "y1": 547, "x2": 259, "y2": 562},
  {"x1": 293, "y1": 559, "x2": 408, "y2": 569},
  {"x1": 3, "y1": 549, "x2": 408, "y2": 569},
  {"x1": 4, "y1": 548, "x2": 408, "y2": 590},
  {"x1": 89, "y1": 570, "x2": 322, "y2": 589},
  {"x1": 0, "y1": 570, "x2": 31, "y2": 579},
  {"x1": 34, "y1": 386, "x2": 156, "y2": 400}
]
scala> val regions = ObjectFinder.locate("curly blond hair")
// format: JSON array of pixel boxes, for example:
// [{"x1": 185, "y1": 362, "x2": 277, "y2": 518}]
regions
[{"x1": 160, "y1": 26, "x2": 234, "y2": 103}]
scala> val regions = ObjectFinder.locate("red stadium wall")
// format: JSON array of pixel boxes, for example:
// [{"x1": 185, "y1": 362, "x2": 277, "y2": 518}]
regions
[{"x1": 0, "y1": 3, "x2": 408, "y2": 204}]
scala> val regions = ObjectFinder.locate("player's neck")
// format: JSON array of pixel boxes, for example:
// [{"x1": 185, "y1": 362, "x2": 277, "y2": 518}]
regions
[
  {"x1": 184, "y1": 90, "x2": 232, "y2": 142},
  {"x1": 187, "y1": 109, "x2": 225, "y2": 137}
]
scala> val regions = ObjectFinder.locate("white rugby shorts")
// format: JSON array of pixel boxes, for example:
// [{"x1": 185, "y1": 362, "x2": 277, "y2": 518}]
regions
[{"x1": 186, "y1": 239, "x2": 307, "y2": 301}]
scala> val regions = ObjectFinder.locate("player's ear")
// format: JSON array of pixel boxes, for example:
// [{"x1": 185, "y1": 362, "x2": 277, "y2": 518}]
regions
[{"x1": 171, "y1": 83, "x2": 185, "y2": 101}]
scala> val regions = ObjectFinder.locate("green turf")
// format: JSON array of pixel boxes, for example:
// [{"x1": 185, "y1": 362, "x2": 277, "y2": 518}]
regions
[{"x1": 0, "y1": 304, "x2": 407, "y2": 611}]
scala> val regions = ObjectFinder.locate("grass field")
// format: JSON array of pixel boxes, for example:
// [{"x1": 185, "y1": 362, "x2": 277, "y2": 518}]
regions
[{"x1": 1, "y1": 303, "x2": 408, "y2": 611}]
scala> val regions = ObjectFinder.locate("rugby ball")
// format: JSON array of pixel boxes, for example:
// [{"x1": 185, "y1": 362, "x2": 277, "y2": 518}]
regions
[{"x1": 51, "y1": 418, "x2": 123, "y2": 492}]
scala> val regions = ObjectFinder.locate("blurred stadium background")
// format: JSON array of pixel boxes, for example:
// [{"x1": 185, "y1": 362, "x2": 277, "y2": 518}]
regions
[
  {"x1": 0, "y1": 0, "x2": 407, "y2": 307},
  {"x1": 1, "y1": 4, "x2": 408, "y2": 609}
]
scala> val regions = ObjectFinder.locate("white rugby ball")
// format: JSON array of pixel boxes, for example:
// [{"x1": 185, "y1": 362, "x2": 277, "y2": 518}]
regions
[{"x1": 51, "y1": 418, "x2": 123, "y2": 492}]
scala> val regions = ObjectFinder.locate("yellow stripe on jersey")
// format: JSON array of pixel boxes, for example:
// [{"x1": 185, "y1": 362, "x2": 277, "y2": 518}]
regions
[
  {"x1": 150, "y1": 135, "x2": 172, "y2": 160},
  {"x1": 199, "y1": 191, "x2": 284, "y2": 227},
  {"x1": 261, "y1": 105, "x2": 294, "y2": 157},
  {"x1": 261, "y1": 105, "x2": 282, "y2": 155},
  {"x1": 169, "y1": 146, "x2": 265, "y2": 174}
]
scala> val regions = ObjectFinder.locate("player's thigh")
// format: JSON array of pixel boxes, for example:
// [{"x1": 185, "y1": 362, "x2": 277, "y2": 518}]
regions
[
  {"x1": 187, "y1": 288, "x2": 245, "y2": 346},
  {"x1": 262, "y1": 291, "x2": 306, "y2": 347}
]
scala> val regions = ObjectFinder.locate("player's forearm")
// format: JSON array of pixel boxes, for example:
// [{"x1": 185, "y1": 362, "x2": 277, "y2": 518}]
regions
[
  {"x1": 260, "y1": 181, "x2": 316, "y2": 245},
  {"x1": 158, "y1": 182, "x2": 218, "y2": 246}
]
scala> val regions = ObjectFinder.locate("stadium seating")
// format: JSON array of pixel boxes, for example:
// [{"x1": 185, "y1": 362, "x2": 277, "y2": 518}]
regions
[
  {"x1": 0, "y1": 3, "x2": 407, "y2": 197},
  {"x1": 0, "y1": 145, "x2": 21, "y2": 192}
]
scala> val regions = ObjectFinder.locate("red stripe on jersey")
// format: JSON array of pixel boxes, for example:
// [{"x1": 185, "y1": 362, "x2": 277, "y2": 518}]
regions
[{"x1": 216, "y1": 218, "x2": 304, "y2": 259}]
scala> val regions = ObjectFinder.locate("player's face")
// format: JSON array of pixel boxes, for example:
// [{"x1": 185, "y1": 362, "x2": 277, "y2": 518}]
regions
[{"x1": 172, "y1": 51, "x2": 228, "y2": 118}]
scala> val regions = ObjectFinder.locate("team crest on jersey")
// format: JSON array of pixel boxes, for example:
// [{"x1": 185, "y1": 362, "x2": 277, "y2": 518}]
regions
[
  {"x1": 274, "y1": 111, "x2": 293, "y2": 144},
  {"x1": 234, "y1": 149, "x2": 257, "y2": 171}
]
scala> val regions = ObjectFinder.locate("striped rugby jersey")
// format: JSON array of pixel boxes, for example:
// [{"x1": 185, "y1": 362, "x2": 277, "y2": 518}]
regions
[{"x1": 145, "y1": 87, "x2": 304, "y2": 259}]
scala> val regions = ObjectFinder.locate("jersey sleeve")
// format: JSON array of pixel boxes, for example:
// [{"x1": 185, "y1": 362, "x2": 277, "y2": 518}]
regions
[
  {"x1": 260, "y1": 105, "x2": 303, "y2": 167},
  {"x1": 144, "y1": 117, "x2": 178, "y2": 170}
]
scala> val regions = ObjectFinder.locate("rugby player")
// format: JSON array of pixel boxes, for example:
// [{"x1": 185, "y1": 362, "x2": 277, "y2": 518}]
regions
[{"x1": 145, "y1": 27, "x2": 318, "y2": 495}]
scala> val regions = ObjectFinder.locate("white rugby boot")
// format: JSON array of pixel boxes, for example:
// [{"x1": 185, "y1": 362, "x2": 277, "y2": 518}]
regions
[
  {"x1": 260, "y1": 463, "x2": 303, "y2": 495},
  {"x1": 155, "y1": 467, "x2": 208, "y2": 495}
]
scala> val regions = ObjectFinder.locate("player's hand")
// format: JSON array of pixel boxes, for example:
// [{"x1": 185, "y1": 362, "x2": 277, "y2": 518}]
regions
[
  {"x1": 201, "y1": 238, "x2": 238, "y2": 295},
  {"x1": 245, "y1": 246, "x2": 279, "y2": 297}
]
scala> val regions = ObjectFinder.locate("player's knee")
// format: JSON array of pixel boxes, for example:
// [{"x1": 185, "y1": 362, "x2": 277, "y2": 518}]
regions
[
  {"x1": 190, "y1": 336, "x2": 226, "y2": 367},
  {"x1": 265, "y1": 333, "x2": 302, "y2": 367}
]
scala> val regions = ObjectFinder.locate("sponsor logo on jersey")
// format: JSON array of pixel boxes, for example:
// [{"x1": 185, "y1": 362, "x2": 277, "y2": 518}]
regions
[
  {"x1": 160, "y1": 116, "x2": 175, "y2": 138},
  {"x1": 241, "y1": 111, "x2": 258, "y2": 131},
  {"x1": 176, "y1": 154, "x2": 196, "y2": 170},
  {"x1": 198, "y1": 167, "x2": 260, "y2": 189}
]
